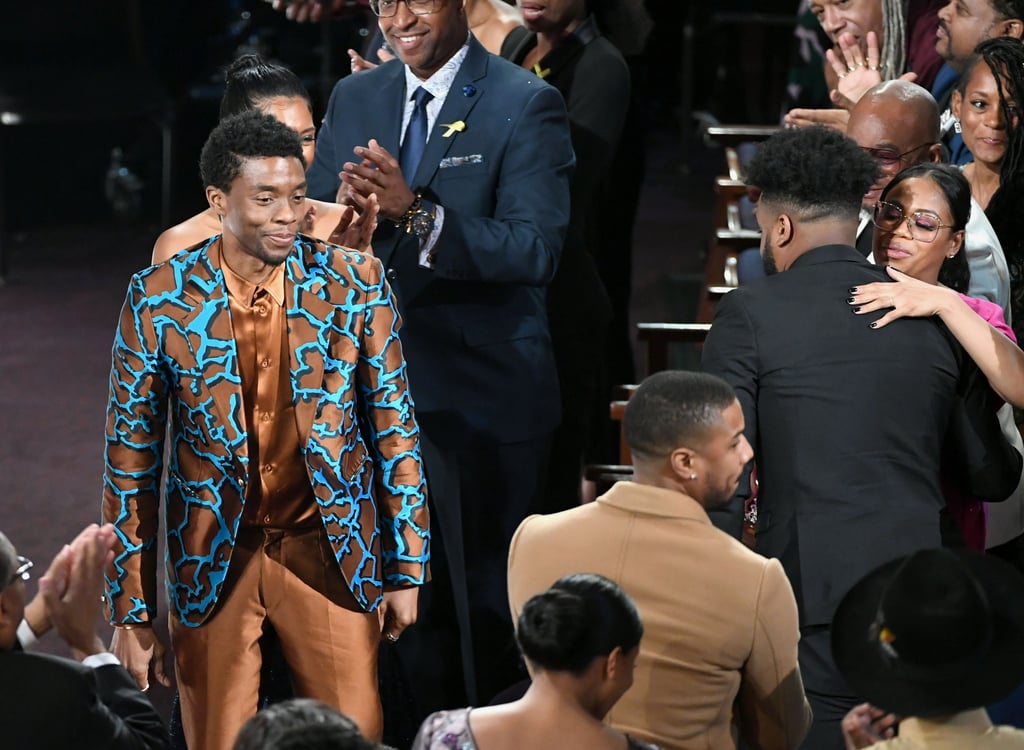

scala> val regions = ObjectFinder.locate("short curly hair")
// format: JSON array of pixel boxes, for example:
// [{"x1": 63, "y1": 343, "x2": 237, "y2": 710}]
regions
[
  {"x1": 200, "y1": 109, "x2": 305, "y2": 192},
  {"x1": 744, "y1": 125, "x2": 879, "y2": 223}
]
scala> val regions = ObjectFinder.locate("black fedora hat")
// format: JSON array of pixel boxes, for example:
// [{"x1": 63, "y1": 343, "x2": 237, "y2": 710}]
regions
[{"x1": 832, "y1": 548, "x2": 1024, "y2": 718}]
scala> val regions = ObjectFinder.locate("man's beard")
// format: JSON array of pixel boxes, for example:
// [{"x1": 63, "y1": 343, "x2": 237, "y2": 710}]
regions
[{"x1": 762, "y1": 234, "x2": 778, "y2": 276}]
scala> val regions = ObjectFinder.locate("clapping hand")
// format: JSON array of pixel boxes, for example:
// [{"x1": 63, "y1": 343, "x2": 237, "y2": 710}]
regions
[{"x1": 341, "y1": 139, "x2": 416, "y2": 222}]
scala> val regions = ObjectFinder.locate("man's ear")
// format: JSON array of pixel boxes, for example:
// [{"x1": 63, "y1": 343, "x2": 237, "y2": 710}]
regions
[
  {"x1": 669, "y1": 445, "x2": 697, "y2": 480},
  {"x1": 927, "y1": 143, "x2": 943, "y2": 163},
  {"x1": 999, "y1": 18, "x2": 1024, "y2": 40},
  {"x1": 206, "y1": 185, "x2": 227, "y2": 216},
  {"x1": 775, "y1": 212, "x2": 795, "y2": 247},
  {"x1": 0, "y1": 588, "x2": 17, "y2": 627}
]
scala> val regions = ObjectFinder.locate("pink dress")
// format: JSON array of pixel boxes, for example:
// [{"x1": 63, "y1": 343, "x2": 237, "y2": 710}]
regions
[{"x1": 946, "y1": 295, "x2": 1016, "y2": 550}]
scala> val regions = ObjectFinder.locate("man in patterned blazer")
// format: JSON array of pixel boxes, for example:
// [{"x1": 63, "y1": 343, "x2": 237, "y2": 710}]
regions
[{"x1": 101, "y1": 110, "x2": 429, "y2": 750}]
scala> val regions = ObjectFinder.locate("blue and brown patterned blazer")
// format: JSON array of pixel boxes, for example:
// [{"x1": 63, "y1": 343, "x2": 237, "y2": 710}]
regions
[{"x1": 102, "y1": 235, "x2": 429, "y2": 627}]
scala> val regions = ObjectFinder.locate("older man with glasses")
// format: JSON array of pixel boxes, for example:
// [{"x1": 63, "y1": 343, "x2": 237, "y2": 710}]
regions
[
  {"x1": 846, "y1": 78, "x2": 1010, "y2": 317},
  {"x1": 0, "y1": 524, "x2": 167, "y2": 748}
]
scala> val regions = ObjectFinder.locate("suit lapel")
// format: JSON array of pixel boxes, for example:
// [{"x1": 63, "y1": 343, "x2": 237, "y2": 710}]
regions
[
  {"x1": 411, "y1": 39, "x2": 489, "y2": 189},
  {"x1": 378, "y1": 61, "x2": 408, "y2": 163},
  {"x1": 176, "y1": 239, "x2": 248, "y2": 466},
  {"x1": 286, "y1": 242, "x2": 335, "y2": 448}
]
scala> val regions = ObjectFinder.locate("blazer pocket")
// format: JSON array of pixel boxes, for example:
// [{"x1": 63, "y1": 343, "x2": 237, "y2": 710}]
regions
[
  {"x1": 460, "y1": 315, "x2": 545, "y2": 347},
  {"x1": 435, "y1": 159, "x2": 490, "y2": 181}
]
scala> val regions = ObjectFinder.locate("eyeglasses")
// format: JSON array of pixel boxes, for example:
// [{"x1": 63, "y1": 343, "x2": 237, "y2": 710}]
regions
[
  {"x1": 5, "y1": 555, "x2": 32, "y2": 588},
  {"x1": 369, "y1": 0, "x2": 441, "y2": 17},
  {"x1": 861, "y1": 142, "x2": 935, "y2": 169},
  {"x1": 873, "y1": 201, "x2": 956, "y2": 243}
]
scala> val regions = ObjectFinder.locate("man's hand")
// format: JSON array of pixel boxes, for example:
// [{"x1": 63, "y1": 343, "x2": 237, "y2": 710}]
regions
[
  {"x1": 378, "y1": 587, "x2": 419, "y2": 644},
  {"x1": 827, "y1": 31, "x2": 918, "y2": 110},
  {"x1": 39, "y1": 524, "x2": 116, "y2": 659},
  {"x1": 842, "y1": 703, "x2": 899, "y2": 749},
  {"x1": 782, "y1": 107, "x2": 850, "y2": 131},
  {"x1": 110, "y1": 626, "x2": 172, "y2": 690},
  {"x1": 341, "y1": 139, "x2": 417, "y2": 222},
  {"x1": 22, "y1": 542, "x2": 74, "y2": 639}
]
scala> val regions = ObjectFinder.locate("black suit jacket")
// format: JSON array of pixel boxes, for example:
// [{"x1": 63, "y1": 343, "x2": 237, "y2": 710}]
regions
[
  {"x1": 501, "y1": 16, "x2": 630, "y2": 349},
  {"x1": 0, "y1": 650, "x2": 168, "y2": 749},
  {"x1": 702, "y1": 245, "x2": 1021, "y2": 627}
]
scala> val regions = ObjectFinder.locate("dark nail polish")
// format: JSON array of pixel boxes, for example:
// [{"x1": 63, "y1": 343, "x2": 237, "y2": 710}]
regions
[
  {"x1": 870, "y1": 322, "x2": 877, "y2": 328},
  {"x1": 849, "y1": 287, "x2": 858, "y2": 293},
  {"x1": 847, "y1": 297, "x2": 856, "y2": 303},
  {"x1": 852, "y1": 306, "x2": 861, "y2": 313}
]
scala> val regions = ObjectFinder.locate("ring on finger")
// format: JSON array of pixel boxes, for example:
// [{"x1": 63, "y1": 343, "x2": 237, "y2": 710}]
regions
[
  {"x1": 141, "y1": 684, "x2": 150, "y2": 692},
  {"x1": 838, "y1": 72, "x2": 848, "y2": 79},
  {"x1": 384, "y1": 632, "x2": 399, "y2": 644}
]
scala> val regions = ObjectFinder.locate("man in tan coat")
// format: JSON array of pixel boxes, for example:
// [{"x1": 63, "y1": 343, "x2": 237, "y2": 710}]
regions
[{"x1": 507, "y1": 371, "x2": 811, "y2": 750}]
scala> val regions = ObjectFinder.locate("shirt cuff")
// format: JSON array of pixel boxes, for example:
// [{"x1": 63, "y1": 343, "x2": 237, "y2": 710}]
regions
[
  {"x1": 418, "y1": 204, "x2": 444, "y2": 269},
  {"x1": 82, "y1": 652, "x2": 120, "y2": 669},
  {"x1": 16, "y1": 620, "x2": 37, "y2": 650}
]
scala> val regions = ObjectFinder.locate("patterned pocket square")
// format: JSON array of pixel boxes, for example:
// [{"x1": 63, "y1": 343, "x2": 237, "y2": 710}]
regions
[{"x1": 439, "y1": 154, "x2": 484, "y2": 169}]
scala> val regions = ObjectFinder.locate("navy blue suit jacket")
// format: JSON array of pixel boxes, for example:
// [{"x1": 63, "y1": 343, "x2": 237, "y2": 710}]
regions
[{"x1": 308, "y1": 37, "x2": 574, "y2": 446}]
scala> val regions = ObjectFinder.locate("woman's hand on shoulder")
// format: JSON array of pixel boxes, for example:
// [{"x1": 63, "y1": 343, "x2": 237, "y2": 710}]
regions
[{"x1": 848, "y1": 266, "x2": 957, "y2": 329}]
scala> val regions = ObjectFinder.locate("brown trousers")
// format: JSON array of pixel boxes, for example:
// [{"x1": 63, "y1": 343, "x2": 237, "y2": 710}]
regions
[{"x1": 170, "y1": 526, "x2": 381, "y2": 750}]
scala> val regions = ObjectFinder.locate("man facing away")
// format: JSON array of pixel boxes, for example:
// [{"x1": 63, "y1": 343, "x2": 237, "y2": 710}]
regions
[
  {"x1": 103, "y1": 110, "x2": 429, "y2": 750},
  {"x1": 507, "y1": 371, "x2": 812, "y2": 750},
  {"x1": 0, "y1": 524, "x2": 167, "y2": 749},
  {"x1": 307, "y1": 0, "x2": 574, "y2": 713},
  {"x1": 702, "y1": 125, "x2": 1021, "y2": 749}
]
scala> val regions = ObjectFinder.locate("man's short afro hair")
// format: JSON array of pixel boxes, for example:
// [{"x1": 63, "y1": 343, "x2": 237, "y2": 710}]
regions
[
  {"x1": 200, "y1": 109, "x2": 305, "y2": 192},
  {"x1": 744, "y1": 125, "x2": 879, "y2": 221}
]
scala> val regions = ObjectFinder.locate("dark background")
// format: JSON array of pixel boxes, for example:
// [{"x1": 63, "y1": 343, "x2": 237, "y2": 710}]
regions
[{"x1": 0, "y1": 0, "x2": 799, "y2": 231}]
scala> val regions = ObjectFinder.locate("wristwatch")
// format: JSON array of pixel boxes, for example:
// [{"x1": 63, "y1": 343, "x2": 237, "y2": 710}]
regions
[{"x1": 399, "y1": 194, "x2": 436, "y2": 239}]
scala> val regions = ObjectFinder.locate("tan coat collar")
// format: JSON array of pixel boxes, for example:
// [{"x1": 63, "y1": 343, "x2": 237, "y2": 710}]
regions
[{"x1": 597, "y1": 482, "x2": 713, "y2": 522}]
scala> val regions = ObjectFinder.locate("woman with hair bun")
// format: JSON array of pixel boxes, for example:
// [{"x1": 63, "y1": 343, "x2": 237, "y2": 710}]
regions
[
  {"x1": 410, "y1": 573, "x2": 660, "y2": 750},
  {"x1": 152, "y1": 53, "x2": 376, "y2": 264}
]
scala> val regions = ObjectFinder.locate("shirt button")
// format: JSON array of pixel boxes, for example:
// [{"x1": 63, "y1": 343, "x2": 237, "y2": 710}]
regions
[
  {"x1": 426, "y1": 254, "x2": 436, "y2": 264},
  {"x1": 255, "y1": 304, "x2": 268, "y2": 315},
  {"x1": 261, "y1": 412, "x2": 272, "y2": 422},
  {"x1": 263, "y1": 514, "x2": 272, "y2": 524},
  {"x1": 260, "y1": 358, "x2": 271, "y2": 369},
  {"x1": 386, "y1": 268, "x2": 397, "y2": 280},
  {"x1": 263, "y1": 464, "x2": 274, "y2": 474}
]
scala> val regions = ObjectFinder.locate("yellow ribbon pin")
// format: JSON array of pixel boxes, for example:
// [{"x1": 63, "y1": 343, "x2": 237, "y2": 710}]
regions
[
  {"x1": 532, "y1": 63, "x2": 551, "y2": 79},
  {"x1": 440, "y1": 121, "x2": 466, "y2": 138}
]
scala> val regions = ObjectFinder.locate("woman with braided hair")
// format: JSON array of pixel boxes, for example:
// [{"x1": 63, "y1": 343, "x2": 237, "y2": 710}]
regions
[{"x1": 952, "y1": 36, "x2": 1024, "y2": 344}]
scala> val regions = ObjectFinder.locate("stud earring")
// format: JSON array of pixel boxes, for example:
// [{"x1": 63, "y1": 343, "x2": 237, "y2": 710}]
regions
[
  {"x1": 690, "y1": 473, "x2": 697, "y2": 480},
  {"x1": 948, "y1": 253, "x2": 956, "y2": 259},
  {"x1": 954, "y1": 119, "x2": 962, "y2": 134}
]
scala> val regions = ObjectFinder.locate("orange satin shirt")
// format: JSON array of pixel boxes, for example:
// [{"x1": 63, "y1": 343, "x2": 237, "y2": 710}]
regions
[{"x1": 221, "y1": 253, "x2": 319, "y2": 529}]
